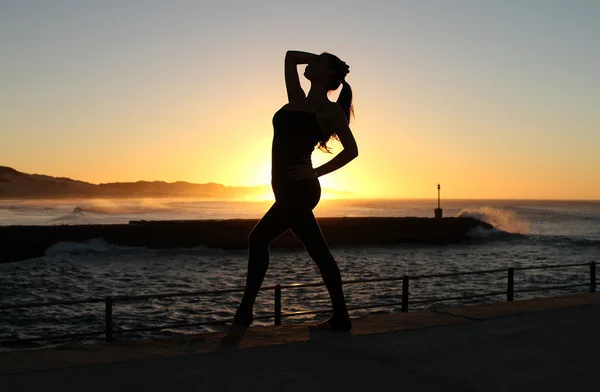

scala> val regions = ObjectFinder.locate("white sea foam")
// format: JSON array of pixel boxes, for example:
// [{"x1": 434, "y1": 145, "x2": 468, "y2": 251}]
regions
[
  {"x1": 457, "y1": 207, "x2": 530, "y2": 234},
  {"x1": 74, "y1": 199, "x2": 172, "y2": 214},
  {"x1": 44, "y1": 238, "x2": 113, "y2": 255}
]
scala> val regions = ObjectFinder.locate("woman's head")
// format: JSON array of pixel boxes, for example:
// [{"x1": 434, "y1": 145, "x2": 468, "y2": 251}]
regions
[
  {"x1": 304, "y1": 53, "x2": 349, "y2": 91},
  {"x1": 304, "y1": 52, "x2": 353, "y2": 123},
  {"x1": 305, "y1": 52, "x2": 354, "y2": 152}
]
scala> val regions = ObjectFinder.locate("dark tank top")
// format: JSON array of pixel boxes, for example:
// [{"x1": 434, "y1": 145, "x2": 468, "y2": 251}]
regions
[{"x1": 271, "y1": 104, "x2": 328, "y2": 184}]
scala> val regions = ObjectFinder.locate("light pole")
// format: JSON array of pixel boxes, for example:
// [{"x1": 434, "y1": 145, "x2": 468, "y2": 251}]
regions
[{"x1": 434, "y1": 183, "x2": 443, "y2": 219}]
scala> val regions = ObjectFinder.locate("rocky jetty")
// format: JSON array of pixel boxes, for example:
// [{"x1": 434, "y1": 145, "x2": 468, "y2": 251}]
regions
[{"x1": 0, "y1": 217, "x2": 492, "y2": 263}]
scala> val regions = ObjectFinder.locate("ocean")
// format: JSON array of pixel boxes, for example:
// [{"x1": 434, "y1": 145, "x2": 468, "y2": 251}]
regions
[{"x1": 1, "y1": 198, "x2": 599, "y2": 350}]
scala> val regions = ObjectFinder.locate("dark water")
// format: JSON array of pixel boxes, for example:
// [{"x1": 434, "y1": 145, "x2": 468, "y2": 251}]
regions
[{"x1": 1, "y1": 199, "x2": 599, "y2": 350}]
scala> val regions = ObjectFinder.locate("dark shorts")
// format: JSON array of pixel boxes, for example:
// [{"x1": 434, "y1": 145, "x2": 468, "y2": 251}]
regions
[{"x1": 271, "y1": 178, "x2": 321, "y2": 210}]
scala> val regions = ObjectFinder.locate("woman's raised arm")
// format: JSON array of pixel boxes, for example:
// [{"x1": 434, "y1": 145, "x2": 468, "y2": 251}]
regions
[{"x1": 284, "y1": 51, "x2": 318, "y2": 103}]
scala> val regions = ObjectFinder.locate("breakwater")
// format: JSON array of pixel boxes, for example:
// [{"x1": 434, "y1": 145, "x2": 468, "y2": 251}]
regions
[{"x1": 0, "y1": 217, "x2": 492, "y2": 263}]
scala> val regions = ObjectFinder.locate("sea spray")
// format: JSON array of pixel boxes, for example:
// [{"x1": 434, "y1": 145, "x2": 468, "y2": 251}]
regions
[
  {"x1": 74, "y1": 198, "x2": 172, "y2": 214},
  {"x1": 456, "y1": 207, "x2": 530, "y2": 234}
]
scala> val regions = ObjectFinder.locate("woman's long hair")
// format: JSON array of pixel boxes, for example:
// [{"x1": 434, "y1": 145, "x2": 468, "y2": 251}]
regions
[{"x1": 318, "y1": 52, "x2": 354, "y2": 153}]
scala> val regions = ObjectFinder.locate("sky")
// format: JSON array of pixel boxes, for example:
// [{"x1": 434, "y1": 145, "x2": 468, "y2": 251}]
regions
[{"x1": 1, "y1": 0, "x2": 599, "y2": 200}]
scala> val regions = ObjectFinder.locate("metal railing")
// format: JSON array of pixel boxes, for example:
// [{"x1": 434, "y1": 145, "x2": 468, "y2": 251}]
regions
[{"x1": 0, "y1": 261, "x2": 597, "y2": 346}]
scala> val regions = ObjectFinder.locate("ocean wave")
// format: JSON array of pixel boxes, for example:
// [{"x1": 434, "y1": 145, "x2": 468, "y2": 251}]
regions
[
  {"x1": 74, "y1": 199, "x2": 173, "y2": 215},
  {"x1": 43, "y1": 239, "x2": 214, "y2": 257},
  {"x1": 529, "y1": 234, "x2": 600, "y2": 249},
  {"x1": 45, "y1": 238, "x2": 114, "y2": 255},
  {"x1": 464, "y1": 226, "x2": 517, "y2": 240},
  {"x1": 48, "y1": 212, "x2": 95, "y2": 225},
  {"x1": 456, "y1": 207, "x2": 530, "y2": 234},
  {"x1": 44, "y1": 238, "x2": 154, "y2": 256}
]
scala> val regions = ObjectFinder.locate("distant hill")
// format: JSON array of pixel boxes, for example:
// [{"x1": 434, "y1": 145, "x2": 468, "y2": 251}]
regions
[{"x1": 0, "y1": 166, "x2": 356, "y2": 199}]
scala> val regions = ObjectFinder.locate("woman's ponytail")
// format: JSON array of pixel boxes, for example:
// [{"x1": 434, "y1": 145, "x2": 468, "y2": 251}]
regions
[
  {"x1": 337, "y1": 80, "x2": 354, "y2": 124},
  {"x1": 317, "y1": 52, "x2": 355, "y2": 153}
]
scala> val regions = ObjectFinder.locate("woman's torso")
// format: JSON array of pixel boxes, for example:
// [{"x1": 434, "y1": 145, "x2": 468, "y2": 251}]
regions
[
  {"x1": 271, "y1": 103, "x2": 329, "y2": 181},
  {"x1": 270, "y1": 102, "x2": 329, "y2": 206}
]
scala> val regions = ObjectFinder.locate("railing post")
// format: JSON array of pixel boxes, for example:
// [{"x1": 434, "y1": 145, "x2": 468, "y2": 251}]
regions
[
  {"x1": 402, "y1": 275, "x2": 409, "y2": 312},
  {"x1": 507, "y1": 268, "x2": 514, "y2": 302},
  {"x1": 105, "y1": 296, "x2": 113, "y2": 342},
  {"x1": 590, "y1": 262, "x2": 597, "y2": 293},
  {"x1": 274, "y1": 285, "x2": 282, "y2": 326}
]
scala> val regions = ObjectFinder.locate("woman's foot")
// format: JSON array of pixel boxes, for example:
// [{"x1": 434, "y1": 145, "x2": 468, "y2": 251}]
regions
[
  {"x1": 309, "y1": 315, "x2": 352, "y2": 332},
  {"x1": 220, "y1": 323, "x2": 249, "y2": 345}
]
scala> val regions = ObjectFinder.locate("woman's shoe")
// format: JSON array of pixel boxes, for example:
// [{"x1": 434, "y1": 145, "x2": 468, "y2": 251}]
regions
[
  {"x1": 220, "y1": 322, "x2": 249, "y2": 344},
  {"x1": 309, "y1": 316, "x2": 352, "y2": 332}
]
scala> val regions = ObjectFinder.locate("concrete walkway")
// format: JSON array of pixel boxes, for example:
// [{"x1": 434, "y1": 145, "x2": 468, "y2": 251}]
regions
[{"x1": 2, "y1": 293, "x2": 600, "y2": 391}]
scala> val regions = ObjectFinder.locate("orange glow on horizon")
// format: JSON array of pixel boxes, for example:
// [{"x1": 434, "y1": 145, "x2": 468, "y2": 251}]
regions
[{"x1": 246, "y1": 191, "x2": 354, "y2": 202}]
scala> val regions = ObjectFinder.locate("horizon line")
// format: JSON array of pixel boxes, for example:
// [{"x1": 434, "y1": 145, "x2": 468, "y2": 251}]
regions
[{"x1": 2, "y1": 166, "x2": 599, "y2": 202}]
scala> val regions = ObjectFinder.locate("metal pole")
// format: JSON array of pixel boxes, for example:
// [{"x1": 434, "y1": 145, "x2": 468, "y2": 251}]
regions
[
  {"x1": 105, "y1": 296, "x2": 113, "y2": 342},
  {"x1": 402, "y1": 275, "x2": 409, "y2": 312},
  {"x1": 507, "y1": 268, "x2": 514, "y2": 302},
  {"x1": 590, "y1": 262, "x2": 596, "y2": 293},
  {"x1": 274, "y1": 285, "x2": 282, "y2": 326}
]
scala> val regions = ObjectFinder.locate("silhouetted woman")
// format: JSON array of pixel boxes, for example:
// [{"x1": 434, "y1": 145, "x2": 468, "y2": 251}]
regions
[{"x1": 222, "y1": 50, "x2": 359, "y2": 343}]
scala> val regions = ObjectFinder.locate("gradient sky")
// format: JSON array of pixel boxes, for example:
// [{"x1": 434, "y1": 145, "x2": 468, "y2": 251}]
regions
[{"x1": 1, "y1": 0, "x2": 599, "y2": 199}]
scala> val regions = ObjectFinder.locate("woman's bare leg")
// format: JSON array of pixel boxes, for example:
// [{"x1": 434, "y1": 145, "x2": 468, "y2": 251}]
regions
[
  {"x1": 290, "y1": 210, "x2": 351, "y2": 330},
  {"x1": 221, "y1": 203, "x2": 290, "y2": 343}
]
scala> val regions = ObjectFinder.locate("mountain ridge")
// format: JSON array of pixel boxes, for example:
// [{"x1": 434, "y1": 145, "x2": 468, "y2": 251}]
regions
[{"x1": 0, "y1": 166, "x2": 355, "y2": 199}]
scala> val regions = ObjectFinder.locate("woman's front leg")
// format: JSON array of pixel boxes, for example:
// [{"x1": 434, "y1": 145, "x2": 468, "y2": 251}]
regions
[{"x1": 222, "y1": 203, "x2": 291, "y2": 343}]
